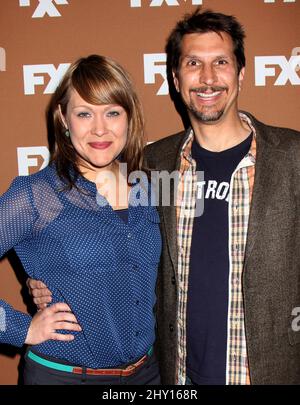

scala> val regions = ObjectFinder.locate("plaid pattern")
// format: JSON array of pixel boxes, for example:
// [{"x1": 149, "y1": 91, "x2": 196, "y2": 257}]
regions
[
  {"x1": 176, "y1": 129, "x2": 195, "y2": 385},
  {"x1": 176, "y1": 113, "x2": 257, "y2": 385}
]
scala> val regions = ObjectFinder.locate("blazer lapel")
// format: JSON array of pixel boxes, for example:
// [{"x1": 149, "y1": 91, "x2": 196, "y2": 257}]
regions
[
  {"x1": 160, "y1": 200, "x2": 178, "y2": 271},
  {"x1": 244, "y1": 127, "x2": 287, "y2": 266},
  {"x1": 154, "y1": 130, "x2": 190, "y2": 274}
]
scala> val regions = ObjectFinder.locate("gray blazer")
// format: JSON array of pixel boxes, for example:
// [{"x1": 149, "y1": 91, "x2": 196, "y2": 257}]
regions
[{"x1": 145, "y1": 112, "x2": 300, "y2": 384}]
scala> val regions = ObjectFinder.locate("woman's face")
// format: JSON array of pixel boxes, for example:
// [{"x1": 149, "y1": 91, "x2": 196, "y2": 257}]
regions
[{"x1": 61, "y1": 89, "x2": 128, "y2": 178}]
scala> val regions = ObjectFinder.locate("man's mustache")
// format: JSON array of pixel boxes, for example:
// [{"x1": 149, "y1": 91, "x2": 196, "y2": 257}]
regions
[{"x1": 190, "y1": 86, "x2": 227, "y2": 93}]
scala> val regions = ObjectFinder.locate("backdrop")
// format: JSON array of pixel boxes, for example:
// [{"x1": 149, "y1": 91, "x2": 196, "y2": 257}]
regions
[{"x1": 0, "y1": 0, "x2": 299, "y2": 384}]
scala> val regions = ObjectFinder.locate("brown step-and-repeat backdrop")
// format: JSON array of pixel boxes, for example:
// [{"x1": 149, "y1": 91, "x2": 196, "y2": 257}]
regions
[{"x1": 0, "y1": 0, "x2": 299, "y2": 384}]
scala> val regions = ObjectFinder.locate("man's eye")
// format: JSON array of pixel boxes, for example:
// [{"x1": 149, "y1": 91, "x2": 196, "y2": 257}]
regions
[
  {"x1": 216, "y1": 59, "x2": 228, "y2": 65},
  {"x1": 187, "y1": 60, "x2": 199, "y2": 66}
]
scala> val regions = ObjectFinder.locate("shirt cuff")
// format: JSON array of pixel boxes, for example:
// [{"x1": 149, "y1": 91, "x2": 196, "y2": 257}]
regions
[{"x1": 0, "y1": 302, "x2": 32, "y2": 347}]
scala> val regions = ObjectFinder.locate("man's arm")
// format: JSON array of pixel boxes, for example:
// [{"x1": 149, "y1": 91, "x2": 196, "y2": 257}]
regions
[{"x1": 27, "y1": 279, "x2": 53, "y2": 310}]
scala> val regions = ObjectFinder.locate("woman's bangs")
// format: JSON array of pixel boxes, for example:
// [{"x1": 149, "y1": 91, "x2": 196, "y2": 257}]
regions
[{"x1": 73, "y1": 73, "x2": 125, "y2": 107}]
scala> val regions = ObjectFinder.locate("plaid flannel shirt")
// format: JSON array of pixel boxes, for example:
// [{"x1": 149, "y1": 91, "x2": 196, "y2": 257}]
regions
[{"x1": 176, "y1": 113, "x2": 257, "y2": 385}]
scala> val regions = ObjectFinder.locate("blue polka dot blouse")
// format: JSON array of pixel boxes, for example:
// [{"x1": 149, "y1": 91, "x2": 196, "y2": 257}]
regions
[{"x1": 0, "y1": 165, "x2": 162, "y2": 368}]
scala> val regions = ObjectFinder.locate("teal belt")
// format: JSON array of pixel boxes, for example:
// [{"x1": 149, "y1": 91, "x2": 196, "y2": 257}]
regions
[{"x1": 27, "y1": 347, "x2": 153, "y2": 376}]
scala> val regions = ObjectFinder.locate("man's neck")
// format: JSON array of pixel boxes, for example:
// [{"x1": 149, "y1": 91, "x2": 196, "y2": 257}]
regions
[{"x1": 191, "y1": 113, "x2": 251, "y2": 152}]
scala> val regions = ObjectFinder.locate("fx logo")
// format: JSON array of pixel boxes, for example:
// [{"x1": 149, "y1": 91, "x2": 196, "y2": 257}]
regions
[
  {"x1": 255, "y1": 55, "x2": 300, "y2": 86},
  {"x1": 23, "y1": 63, "x2": 70, "y2": 95},
  {"x1": 19, "y1": 0, "x2": 68, "y2": 18},
  {"x1": 130, "y1": 0, "x2": 202, "y2": 6},
  {"x1": 17, "y1": 147, "x2": 50, "y2": 176},
  {"x1": 0, "y1": 47, "x2": 6, "y2": 71},
  {"x1": 144, "y1": 54, "x2": 168, "y2": 95}
]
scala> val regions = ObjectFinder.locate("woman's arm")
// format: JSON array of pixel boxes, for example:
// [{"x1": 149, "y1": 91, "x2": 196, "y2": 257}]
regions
[{"x1": 0, "y1": 176, "x2": 81, "y2": 346}]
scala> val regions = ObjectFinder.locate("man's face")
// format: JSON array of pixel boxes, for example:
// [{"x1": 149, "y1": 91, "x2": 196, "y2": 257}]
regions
[{"x1": 173, "y1": 31, "x2": 245, "y2": 125}]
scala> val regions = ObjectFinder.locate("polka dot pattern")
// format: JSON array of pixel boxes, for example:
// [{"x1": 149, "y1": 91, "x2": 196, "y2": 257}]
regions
[{"x1": 0, "y1": 165, "x2": 162, "y2": 367}]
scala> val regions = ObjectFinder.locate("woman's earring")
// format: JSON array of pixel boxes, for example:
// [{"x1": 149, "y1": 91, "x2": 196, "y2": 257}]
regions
[{"x1": 65, "y1": 129, "x2": 70, "y2": 137}]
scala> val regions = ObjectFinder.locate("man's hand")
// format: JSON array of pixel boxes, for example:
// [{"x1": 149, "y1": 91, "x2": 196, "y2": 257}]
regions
[
  {"x1": 27, "y1": 278, "x2": 52, "y2": 310},
  {"x1": 25, "y1": 303, "x2": 82, "y2": 345}
]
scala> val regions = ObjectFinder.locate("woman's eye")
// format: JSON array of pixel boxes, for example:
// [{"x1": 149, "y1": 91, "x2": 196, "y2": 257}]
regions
[
  {"x1": 107, "y1": 110, "x2": 120, "y2": 117},
  {"x1": 77, "y1": 112, "x2": 91, "y2": 118}
]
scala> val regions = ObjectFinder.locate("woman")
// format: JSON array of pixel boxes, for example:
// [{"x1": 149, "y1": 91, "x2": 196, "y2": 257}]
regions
[{"x1": 0, "y1": 55, "x2": 161, "y2": 385}]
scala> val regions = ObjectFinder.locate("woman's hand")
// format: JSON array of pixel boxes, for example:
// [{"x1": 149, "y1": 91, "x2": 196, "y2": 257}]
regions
[
  {"x1": 27, "y1": 278, "x2": 52, "y2": 310},
  {"x1": 25, "y1": 303, "x2": 82, "y2": 345}
]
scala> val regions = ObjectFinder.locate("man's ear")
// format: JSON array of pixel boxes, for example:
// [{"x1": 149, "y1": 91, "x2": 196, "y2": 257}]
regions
[
  {"x1": 173, "y1": 70, "x2": 180, "y2": 93},
  {"x1": 238, "y1": 67, "x2": 245, "y2": 91},
  {"x1": 58, "y1": 104, "x2": 68, "y2": 129}
]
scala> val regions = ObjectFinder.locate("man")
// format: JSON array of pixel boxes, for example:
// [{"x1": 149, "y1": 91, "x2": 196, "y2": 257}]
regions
[
  {"x1": 29, "y1": 9, "x2": 300, "y2": 385},
  {"x1": 144, "y1": 8, "x2": 300, "y2": 385}
]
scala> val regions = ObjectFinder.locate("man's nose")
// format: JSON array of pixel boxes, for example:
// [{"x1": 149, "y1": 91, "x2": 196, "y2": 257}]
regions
[{"x1": 199, "y1": 64, "x2": 217, "y2": 86}]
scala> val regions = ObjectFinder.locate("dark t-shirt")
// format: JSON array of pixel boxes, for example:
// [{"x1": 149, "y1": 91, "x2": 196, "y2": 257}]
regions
[
  {"x1": 187, "y1": 133, "x2": 252, "y2": 385},
  {"x1": 115, "y1": 208, "x2": 128, "y2": 223}
]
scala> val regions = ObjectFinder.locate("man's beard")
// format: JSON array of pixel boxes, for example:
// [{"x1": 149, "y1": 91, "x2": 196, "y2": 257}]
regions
[
  {"x1": 186, "y1": 86, "x2": 226, "y2": 123},
  {"x1": 188, "y1": 104, "x2": 224, "y2": 123}
]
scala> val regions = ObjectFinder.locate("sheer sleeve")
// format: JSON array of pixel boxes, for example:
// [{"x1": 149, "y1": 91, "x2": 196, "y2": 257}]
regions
[
  {"x1": 0, "y1": 176, "x2": 36, "y2": 347},
  {"x1": 0, "y1": 176, "x2": 38, "y2": 257}
]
